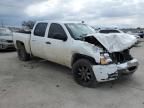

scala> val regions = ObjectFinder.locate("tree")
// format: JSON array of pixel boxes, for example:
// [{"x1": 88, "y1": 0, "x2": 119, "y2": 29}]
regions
[
  {"x1": 22, "y1": 20, "x2": 35, "y2": 29},
  {"x1": 137, "y1": 27, "x2": 141, "y2": 30}
]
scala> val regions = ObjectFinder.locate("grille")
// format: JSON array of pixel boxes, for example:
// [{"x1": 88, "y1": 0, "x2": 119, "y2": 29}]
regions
[
  {"x1": 110, "y1": 50, "x2": 133, "y2": 64},
  {"x1": 7, "y1": 40, "x2": 13, "y2": 43}
]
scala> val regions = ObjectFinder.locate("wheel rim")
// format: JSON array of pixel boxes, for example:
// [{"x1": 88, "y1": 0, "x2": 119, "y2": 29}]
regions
[{"x1": 76, "y1": 65, "x2": 92, "y2": 82}]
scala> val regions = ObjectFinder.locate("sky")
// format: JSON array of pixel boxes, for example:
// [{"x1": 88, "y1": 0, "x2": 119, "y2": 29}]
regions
[{"x1": 0, "y1": 0, "x2": 144, "y2": 28}]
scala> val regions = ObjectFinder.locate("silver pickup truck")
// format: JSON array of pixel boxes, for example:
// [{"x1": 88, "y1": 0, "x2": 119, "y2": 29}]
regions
[
  {"x1": 0, "y1": 28, "x2": 14, "y2": 50},
  {"x1": 13, "y1": 21, "x2": 139, "y2": 87}
]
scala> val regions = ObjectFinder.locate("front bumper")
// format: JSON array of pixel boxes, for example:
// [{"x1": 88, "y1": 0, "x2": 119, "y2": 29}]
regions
[
  {"x1": 0, "y1": 42, "x2": 15, "y2": 50},
  {"x1": 92, "y1": 59, "x2": 139, "y2": 82}
]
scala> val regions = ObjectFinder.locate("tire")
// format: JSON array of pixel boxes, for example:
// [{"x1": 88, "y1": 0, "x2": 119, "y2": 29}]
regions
[
  {"x1": 72, "y1": 59, "x2": 98, "y2": 87},
  {"x1": 140, "y1": 35, "x2": 144, "y2": 38},
  {"x1": 17, "y1": 45, "x2": 30, "y2": 61}
]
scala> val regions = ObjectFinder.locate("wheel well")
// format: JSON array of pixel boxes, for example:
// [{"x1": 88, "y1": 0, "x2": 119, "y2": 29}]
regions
[
  {"x1": 16, "y1": 41, "x2": 24, "y2": 49},
  {"x1": 71, "y1": 53, "x2": 97, "y2": 66}
]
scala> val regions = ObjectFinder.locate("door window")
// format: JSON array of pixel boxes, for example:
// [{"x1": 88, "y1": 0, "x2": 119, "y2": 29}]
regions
[
  {"x1": 48, "y1": 23, "x2": 67, "y2": 40},
  {"x1": 34, "y1": 23, "x2": 48, "y2": 37}
]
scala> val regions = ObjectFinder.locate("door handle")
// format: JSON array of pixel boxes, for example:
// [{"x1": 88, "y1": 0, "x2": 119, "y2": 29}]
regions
[
  {"x1": 45, "y1": 41, "x2": 51, "y2": 44},
  {"x1": 32, "y1": 40, "x2": 36, "y2": 41}
]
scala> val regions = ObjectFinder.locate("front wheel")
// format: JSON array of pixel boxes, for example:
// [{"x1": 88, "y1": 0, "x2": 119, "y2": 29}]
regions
[
  {"x1": 72, "y1": 59, "x2": 98, "y2": 87},
  {"x1": 17, "y1": 45, "x2": 30, "y2": 61}
]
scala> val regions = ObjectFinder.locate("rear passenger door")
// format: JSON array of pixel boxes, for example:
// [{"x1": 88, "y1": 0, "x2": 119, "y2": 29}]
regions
[
  {"x1": 31, "y1": 23, "x2": 48, "y2": 58},
  {"x1": 43, "y1": 23, "x2": 68, "y2": 65}
]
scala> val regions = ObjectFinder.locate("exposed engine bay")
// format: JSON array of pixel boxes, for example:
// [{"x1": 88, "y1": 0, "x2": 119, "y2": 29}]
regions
[
  {"x1": 83, "y1": 36, "x2": 104, "y2": 48},
  {"x1": 109, "y1": 50, "x2": 133, "y2": 64}
]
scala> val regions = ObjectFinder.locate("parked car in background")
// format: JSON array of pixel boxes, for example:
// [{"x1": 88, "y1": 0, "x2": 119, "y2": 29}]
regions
[
  {"x1": 128, "y1": 30, "x2": 144, "y2": 38},
  {"x1": 13, "y1": 21, "x2": 138, "y2": 87},
  {"x1": 137, "y1": 31, "x2": 144, "y2": 38},
  {"x1": 97, "y1": 29, "x2": 123, "y2": 34},
  {"x1": 0, "y1": 28, "x2": 15, "y2": 50}
]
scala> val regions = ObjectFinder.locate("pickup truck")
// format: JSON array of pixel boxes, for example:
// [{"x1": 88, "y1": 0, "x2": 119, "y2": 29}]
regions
[{"x1": 13, "y1": 21, "x2": 139, "y2": 87}]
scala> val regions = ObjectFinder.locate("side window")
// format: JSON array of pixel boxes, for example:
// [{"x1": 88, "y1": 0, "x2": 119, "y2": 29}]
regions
[
  {"x1": 48, "y1": 23, "x2": 67, "y2": 39},
  {"x1": 99, "y1": 30, "x2": 107, "y2": 33},
  {"x1": 34, "y1": 23, "x2": 48, "y2": 37}
]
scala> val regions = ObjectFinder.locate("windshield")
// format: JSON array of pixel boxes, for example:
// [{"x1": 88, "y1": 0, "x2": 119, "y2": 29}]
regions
[
  {"x1": 99, "y1": 30, "x2": 120, "y2": 34},
  {"x1": 65, "y1": 23, "x2": 96, "y2": 39},
  {"x1": 0, "y1": 28, "x2": 12, "y2": 36}
]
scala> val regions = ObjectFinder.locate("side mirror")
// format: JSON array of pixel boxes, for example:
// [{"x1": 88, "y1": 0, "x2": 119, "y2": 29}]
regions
[{"x1": 53, "y1": 33, "x2": 67, "y2": 41}]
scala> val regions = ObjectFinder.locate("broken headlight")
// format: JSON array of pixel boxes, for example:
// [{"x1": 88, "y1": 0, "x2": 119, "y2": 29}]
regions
[{"x1": 100, "y1": 53, "x2": 112, "y2": 65}]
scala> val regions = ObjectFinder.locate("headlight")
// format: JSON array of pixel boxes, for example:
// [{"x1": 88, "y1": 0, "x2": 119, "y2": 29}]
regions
[
  {"x1": 0, "y1": 39, "x2": 7, "y2": 42},
  {"x1": 100, "y1": 53, "x2": 112, "y2": 65}
]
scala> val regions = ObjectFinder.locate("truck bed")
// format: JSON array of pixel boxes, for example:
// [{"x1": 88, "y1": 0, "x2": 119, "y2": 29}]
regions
[{"x1": 13, "y1": 32, "x2": 31, "y2": 54}]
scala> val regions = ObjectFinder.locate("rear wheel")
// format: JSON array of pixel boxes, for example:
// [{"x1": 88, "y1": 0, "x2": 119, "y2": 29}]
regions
[
  {"x1": 72, "y1": 59, "x2": 97, "y2": 87},
  {"x1": 17, "y1": 45, "x2": 30, "y2": 61}
]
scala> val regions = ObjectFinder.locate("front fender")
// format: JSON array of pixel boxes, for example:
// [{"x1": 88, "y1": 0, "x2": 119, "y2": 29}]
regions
[{"x1": 72, "y1": 41, "x2": 101, "y2": 64}]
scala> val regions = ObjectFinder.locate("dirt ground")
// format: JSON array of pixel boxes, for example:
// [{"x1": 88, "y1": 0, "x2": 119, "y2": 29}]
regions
[{"x1": 0, "y1": 42, "x2": 144, "y2": 108}]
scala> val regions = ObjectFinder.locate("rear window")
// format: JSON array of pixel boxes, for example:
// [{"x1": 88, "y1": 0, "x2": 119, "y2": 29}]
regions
[{"x1": 99, "y1": 30, "x2": 120, "y2": 33}]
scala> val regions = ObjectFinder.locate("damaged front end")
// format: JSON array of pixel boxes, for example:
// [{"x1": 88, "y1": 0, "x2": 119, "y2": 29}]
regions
[
  {"x1": 93, "y1": 50, "x2": 138, "y2": 82},
  {"x1": 82, "y1": 34, "x2": 139, "y2": 82}
]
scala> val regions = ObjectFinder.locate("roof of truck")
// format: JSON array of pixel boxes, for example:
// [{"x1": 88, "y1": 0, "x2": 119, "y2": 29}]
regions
[{"x1": 36, "y1": 20, "x2": 84, "y2": 24}]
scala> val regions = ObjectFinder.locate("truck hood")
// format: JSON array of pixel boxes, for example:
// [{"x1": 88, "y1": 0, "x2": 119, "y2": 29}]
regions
[{"x1": 86, "y1": 33, "x2": 137, "y2": 52}]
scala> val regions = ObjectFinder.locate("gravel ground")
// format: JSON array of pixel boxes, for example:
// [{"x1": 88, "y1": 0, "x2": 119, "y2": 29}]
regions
[{"x1": 0, "y1": 42, "x2": 144, "y2": 108}]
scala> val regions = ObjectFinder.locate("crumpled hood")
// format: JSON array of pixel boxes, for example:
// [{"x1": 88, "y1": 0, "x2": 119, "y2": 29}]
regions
[{"x1": 87, "y1": 33, "x2": 137, "y2": 52}]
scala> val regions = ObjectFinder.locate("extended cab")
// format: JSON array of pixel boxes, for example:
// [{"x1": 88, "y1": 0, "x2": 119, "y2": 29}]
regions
[{"x1": 13, "y1": 21, "x2": 139, "y2": 87}]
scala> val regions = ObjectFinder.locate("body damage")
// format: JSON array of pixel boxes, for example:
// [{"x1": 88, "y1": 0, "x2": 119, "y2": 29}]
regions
[
  {"x1": 86, "y1": 33, "x2": 137, "y2": 52},
  {"x1": 92, "y1": 58, "x2": 138, "y2": 82},
  {"x1": 71, "y1": 40, "x2": 102, "y2": 64},
  {"x1": 78, "y1": 34, "x2": 138, "y2": 82}
]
